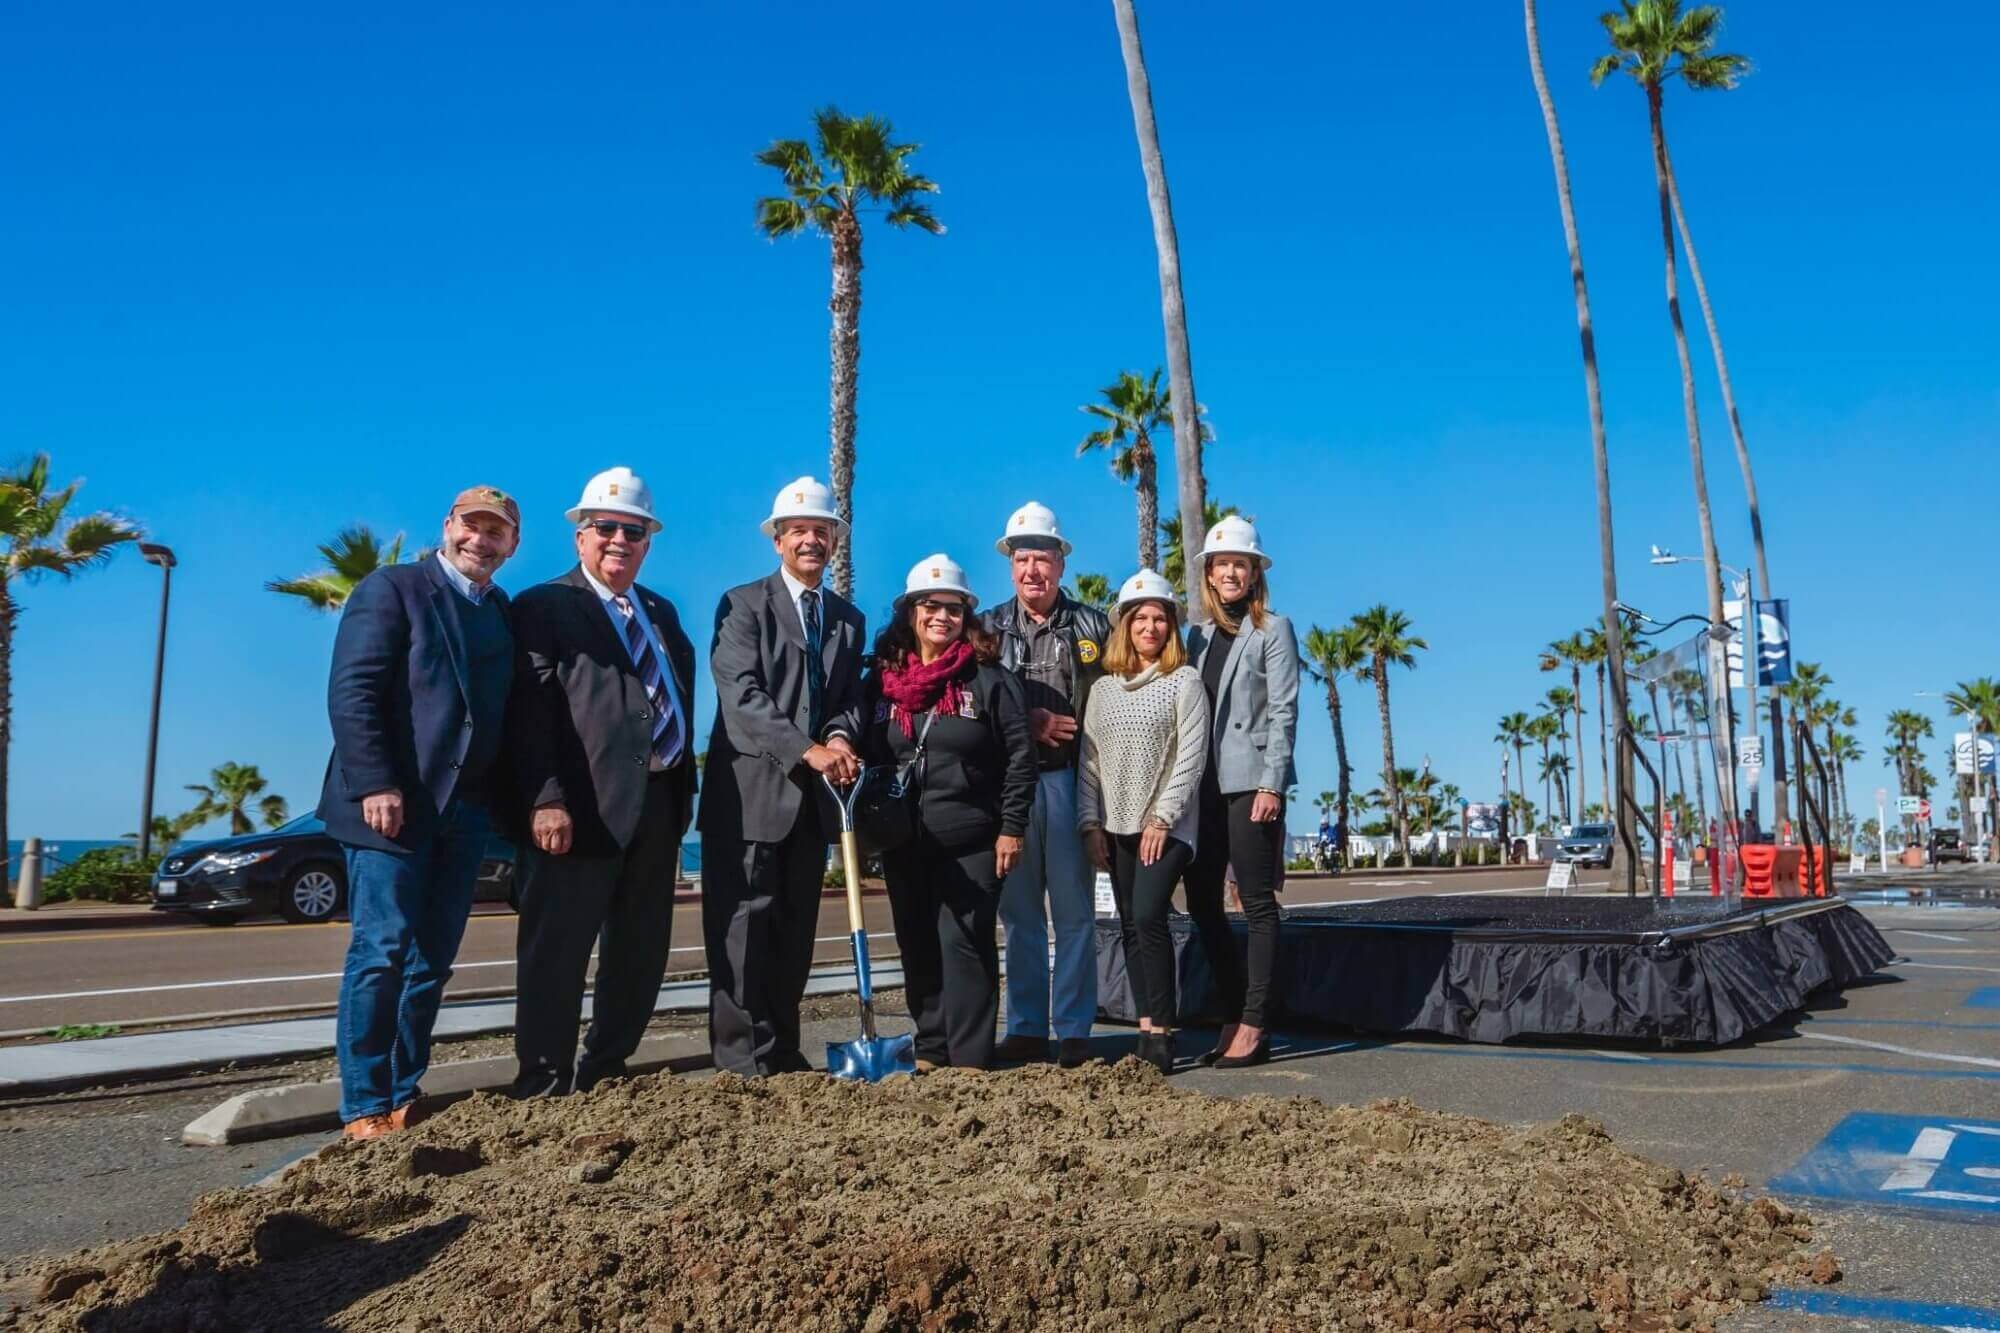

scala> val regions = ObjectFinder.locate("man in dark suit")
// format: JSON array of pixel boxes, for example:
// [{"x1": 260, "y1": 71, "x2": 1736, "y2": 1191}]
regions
[
  {"x1": 700, "y1": 476, "x2": 865, "y2": 1076},
  {"x1": 507, "y1": 466, "x2": 698, "y2": 1097},
  {"x1": 320, "y1": 485, "x2": 521, "y2": 1139}
]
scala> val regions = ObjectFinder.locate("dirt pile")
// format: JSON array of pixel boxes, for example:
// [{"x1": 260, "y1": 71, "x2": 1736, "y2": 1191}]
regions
[{"x1": 11, "y1": 1062, "x2": 1831, "y2": 1331}]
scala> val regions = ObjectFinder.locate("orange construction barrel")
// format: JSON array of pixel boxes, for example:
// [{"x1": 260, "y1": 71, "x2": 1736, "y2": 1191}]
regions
[{"x1": 1740, "y1": 844, "x2": 1781, "y2": 897}]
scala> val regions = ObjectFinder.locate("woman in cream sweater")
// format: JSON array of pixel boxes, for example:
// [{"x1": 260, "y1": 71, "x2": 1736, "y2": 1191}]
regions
[{"x1": 1077, "y1": 569, "x2": 1209, "y2": 1074}]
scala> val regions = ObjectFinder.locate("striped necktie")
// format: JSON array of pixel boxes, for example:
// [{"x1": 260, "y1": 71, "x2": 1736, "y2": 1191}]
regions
[
  {"x1": 614, "y1": 595, "x2": 683, "y2": 768},
  {"x1": 801, "y1": 588, "x2": 826, "y2": 739}
]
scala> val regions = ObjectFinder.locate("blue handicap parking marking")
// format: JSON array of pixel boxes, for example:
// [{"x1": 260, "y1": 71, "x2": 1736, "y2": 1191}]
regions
[
  {"x1": 1968, "y1": 987, "x2": 2000, "y2": 1010},
  {"x1": 1772, "y1": 1112, "x2": 2000, "y2": 1220}
]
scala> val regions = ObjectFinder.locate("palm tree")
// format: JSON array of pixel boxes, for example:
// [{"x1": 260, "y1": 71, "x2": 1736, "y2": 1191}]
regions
[
  {"x1": 1161, "y1": 500, "x2": 1236, "y2": 597},
  {"x1": 1495, "y1": 711, "x2": 1534, "y2": 834},
  {"x1": 755, "y1": 107, "x2": 943, "y2": 598},
  {"x1": 1540, "y1": 751, "x2": 1573, "y2": 827},
  {"x1": 267, "y1": 526, "x2": 407, "y2": 613},
  {"x1": 1540, "y1": 632, "x2": 1594, "y2": 811},
  {"x1": 1527, "y1": 712, "x2": 1562, "y2": 828},
  {"x1": 1826, "y1": 731, "x2": 1863, "y2": 851},
  {"x1": 1110, "y1": 0, "x2": 1211, "y2": 614},
  {"x1": 124, "y1": 805, "x2": 210, "y2": 850},
  {"x1": 1070, "y1": 573, "x2": 1116, "y2": 613},
  {"x1": 1883, "y1": 709, "x2": 1934, "y2": 837},
  {"x1": 1077, "y1": 369, "x2": 1207, "y2": 571},
  {"x1": 1542, "y1": 686, "x2": 1580, "y2": 822},
  {"x1": 1671, "y1": 667, "x2": 1709, "y2": 829},
  {"x1": 1526, "y1": 0, "x2": 1639, "y2": 877},
  {"x1": 1303, "y1": 624, "x2": 1369, "y2": 850},
  {"x1": 186, "y1": 762, "x2": 285, "y2": 838},
  {"x1": 1945, "y1": 677, "x2": 2000, "y2": 857},
  {"x1": 1592, "y1": 0, "x2": 1748, "y2": 841},
  {"x1": 1350, "y1": 605, "x2": 1428, "y2": 864},
  {"x1": 1, "y1": 454, "x2": 139, "y2": 902}
]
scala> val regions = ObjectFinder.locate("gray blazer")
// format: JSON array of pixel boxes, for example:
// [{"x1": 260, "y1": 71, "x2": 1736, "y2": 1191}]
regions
[
  {"x1": 1186, "y1": 611, "x2": 1301, "y2": 796},
  {"x1": 698, "y1": 570, "x2": 865, "y2": 845}
]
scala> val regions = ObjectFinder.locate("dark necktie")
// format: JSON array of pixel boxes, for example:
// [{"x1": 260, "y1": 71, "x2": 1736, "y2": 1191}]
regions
[
  {"x1": 801, "y1": 589, "x2": 826, "y2": 739},
  {"x1": 614, "y1": 596, "x2": 684, "y2": 767}
]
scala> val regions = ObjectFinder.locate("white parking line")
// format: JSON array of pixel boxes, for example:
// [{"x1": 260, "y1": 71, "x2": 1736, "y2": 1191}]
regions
[
  {"x1": 1893, "y1": 962, "x2": 2000, "y2": 975},
  {"x1": 1797, "y1": 1031, "x2": 2000, "y2": 1071},
  {"x1": 1, "y1": 932, "x2": 901, "y2": 1004},
  {"x1": 1886, "y1": 929, "x2": 1972, "y2": 943}
]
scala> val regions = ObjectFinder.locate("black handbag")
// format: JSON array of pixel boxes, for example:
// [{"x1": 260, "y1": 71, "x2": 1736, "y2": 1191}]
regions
[{"x1": 853, "y1": 711, "x2": 937, "y2": 855}]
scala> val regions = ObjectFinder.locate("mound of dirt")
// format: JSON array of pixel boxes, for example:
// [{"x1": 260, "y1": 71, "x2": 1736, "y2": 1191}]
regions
[{"x1": 11, "y1": 1062, "x2": 1831, "y2": 1331}]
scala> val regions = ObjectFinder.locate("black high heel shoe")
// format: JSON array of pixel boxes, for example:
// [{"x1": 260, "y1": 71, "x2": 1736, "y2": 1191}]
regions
[{"x1": 1212, "y1": 1036, "x2": 1271, "y2": 1070}]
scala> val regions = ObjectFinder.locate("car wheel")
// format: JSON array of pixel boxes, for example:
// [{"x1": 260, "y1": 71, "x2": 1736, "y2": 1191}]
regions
[{"x1": 280, "y1": 863, "x2": 346, "y2": 924}]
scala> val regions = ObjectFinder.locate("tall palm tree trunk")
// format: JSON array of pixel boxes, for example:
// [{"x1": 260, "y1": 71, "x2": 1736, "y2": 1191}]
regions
[
  {"x1": 1111, "y1": 0, "x2": 1209, "y2": 619},
  {"x1": 1646, "y1": 82, "x2": 1738, "y2": 850},
  {"x1": 0, "y1": 593, "x2": 12, "y2": 906},
  {"x1": 1513, "y1": 739, "x2": 1530, "y2": 834},
  {"x1": 826, "y1": 212, "x2": 863, "y2": 599},
  {"x1": 1527, "y1": 0, "x2": 1635, "y2": 872},
  {"x1": 1570, "y1": 662, "x2": 1588, "y2": 812},
  {"x1": 1667, "y1": 165, "x2": 1782, "y2": 823},
  {"x1": 1326, "y1": 683, "x2": 1352, "y2": 848},
  {"x1": 1539, "y1": 737, "x2": 1552, "y2": 831},
  {"x1": 1373, "y1": 665, "x2": 1407, "y2": 863},
  {"x1": 1135, "y1": 449, "x2": 1160, "y2": 571},
  {"x1": 1596, "y1": 663, "x2": 1611, "y2": 812}
]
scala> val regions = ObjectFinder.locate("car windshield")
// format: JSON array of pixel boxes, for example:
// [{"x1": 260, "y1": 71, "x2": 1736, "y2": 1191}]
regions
[{"x1": 1574, "y1": 824, "x2": 1612, "y2": 838}]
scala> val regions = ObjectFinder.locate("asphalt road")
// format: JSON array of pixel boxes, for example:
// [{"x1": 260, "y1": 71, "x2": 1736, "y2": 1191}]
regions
[
  {"x1": 0, "y1": 866, "x2": 1604, "y2": 1037},
  {"x1": 3, "y1": 893, "x2": 1996, "y2": 1331}
]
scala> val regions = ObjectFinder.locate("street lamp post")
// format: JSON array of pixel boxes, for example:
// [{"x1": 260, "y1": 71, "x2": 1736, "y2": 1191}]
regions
[
  {"x1": 1651, "y1": 545, "x2": 1758, "y2": 837},
  {"x1": 137, "y1": 543, "x2": 177, "y2": 861}
]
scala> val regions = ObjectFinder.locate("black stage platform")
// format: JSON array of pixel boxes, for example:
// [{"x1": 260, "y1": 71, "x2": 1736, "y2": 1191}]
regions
[{"x1": 1093, "y1": 894, "x2": 1894, "y2": 1046}]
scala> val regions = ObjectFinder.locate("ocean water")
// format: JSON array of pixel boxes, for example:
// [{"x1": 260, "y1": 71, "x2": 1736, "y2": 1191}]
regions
[{"x1": 8, "y1": 837, "x2": 705, "y2": 875}]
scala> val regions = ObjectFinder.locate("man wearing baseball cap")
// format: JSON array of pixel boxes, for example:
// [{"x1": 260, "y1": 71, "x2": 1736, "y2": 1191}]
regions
[{"x1": 319, "y1": 484, "x2": 521, "y2": 1139}]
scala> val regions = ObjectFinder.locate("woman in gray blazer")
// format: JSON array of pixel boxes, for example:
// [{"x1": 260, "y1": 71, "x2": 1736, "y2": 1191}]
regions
[{"x1": 1182, "y1": 516, "x2": 1299, "y2": 1068}]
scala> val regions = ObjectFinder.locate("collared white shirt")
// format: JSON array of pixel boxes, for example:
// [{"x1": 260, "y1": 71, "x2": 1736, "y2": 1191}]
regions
[
  {"x1": 434, "y1": 550, "x2": 492, "y2": 605},
  {"x1": 578, "y1": 567, "x2": 688, "y2": 770},
  {"x1": 778, "y1": 567, "x2": 849, "y2": 742}
]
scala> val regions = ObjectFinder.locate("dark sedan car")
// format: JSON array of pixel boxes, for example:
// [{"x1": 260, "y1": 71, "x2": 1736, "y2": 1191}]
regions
[{"x1": 151, "y1": 815, "x2": 516, "y2": 925}]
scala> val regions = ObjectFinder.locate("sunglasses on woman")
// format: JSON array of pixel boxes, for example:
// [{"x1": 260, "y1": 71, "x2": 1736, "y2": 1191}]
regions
[
  {"x1": 914, "y1": 598, "x2": 967, "y2": 617},
  {"x1": 585, "y1": 519, "x2": 650, "y2": 542}
]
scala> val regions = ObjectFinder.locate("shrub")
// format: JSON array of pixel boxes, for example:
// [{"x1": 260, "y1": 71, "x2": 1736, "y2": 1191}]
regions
[{"x1": 43, "y1": 847, "x2": 159, "y2": 905}]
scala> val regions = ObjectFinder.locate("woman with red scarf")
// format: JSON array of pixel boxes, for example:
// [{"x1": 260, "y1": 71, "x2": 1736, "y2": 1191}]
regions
[{"x1": 861, "y1": 554, "x2": 1037, "y2": 1071}]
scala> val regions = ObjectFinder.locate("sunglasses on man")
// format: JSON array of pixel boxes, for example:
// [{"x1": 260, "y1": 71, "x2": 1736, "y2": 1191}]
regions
[{"x1": 584, "y1": 519, "x2": 651, "y2": 542}]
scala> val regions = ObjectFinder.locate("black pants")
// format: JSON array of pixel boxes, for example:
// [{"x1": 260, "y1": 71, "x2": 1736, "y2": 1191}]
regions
[
  {"x1": 1109, "y1": 831, "x2": 1194, "y2": 1027},
  {"x1": 884, "y1": 833, "x2": 1001, "y2": 1069},
  {"x1": 514, "y1": 775, "x2": 683, "y2": 1093},
  {"x1": 1184, "y1": 784, "x2": 1284, "y2": 1029},
  {"x1": 701, "y1": 803, "x2": 827, "y2": 1076}
]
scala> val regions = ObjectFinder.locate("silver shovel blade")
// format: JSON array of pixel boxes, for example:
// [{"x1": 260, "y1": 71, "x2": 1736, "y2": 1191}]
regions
[{"x1": 826, "y1": 1032, "x2": 917, "y2": 1082}]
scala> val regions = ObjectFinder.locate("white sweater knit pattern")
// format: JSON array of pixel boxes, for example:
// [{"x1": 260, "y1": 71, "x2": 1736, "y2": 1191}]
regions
[{"x1": 1076, "y1": 663, "x2": 1209, "y2": 849}]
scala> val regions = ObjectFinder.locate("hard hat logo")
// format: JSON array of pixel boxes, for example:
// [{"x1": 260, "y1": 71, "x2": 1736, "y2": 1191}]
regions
[{"x1": 608, "y1": 483, "x2": 620, "y2": 496}]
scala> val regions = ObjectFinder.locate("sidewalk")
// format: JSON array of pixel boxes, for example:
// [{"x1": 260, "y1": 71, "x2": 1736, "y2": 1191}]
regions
[{"x1": 0, "y1": 959, "x2": 902, "y2": 1096}]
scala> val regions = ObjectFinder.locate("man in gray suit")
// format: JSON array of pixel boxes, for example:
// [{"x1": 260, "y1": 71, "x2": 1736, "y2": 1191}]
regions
[{"x1": 699, "y1": 476, "x2": 865, "y2": 1076}]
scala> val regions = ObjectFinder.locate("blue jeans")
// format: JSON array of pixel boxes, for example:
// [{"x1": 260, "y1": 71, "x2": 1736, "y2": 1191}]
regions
[
  {"x1": 999, "y1": 767, "x2": 1099, "y2": 1040},
  {"x1": 335, "y1": 801, "x2": 488, "y2": 1123}
]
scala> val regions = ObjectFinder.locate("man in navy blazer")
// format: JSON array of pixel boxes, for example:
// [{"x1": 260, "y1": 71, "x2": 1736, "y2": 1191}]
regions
[{"x1": 318, "y1": 485, "x2": 520, "y2": 1139}]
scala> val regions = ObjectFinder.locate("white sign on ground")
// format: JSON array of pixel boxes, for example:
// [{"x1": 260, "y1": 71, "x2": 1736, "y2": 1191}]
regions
[
  {"x1": 1094, "y1": 872, "x2": 1116, "y2": 917},
  {"x1": 1544, "y1": 860, "x2": 1575, "y2": 893},
  {"x1": 1673, "y1": 857, "x2": 1692, "y2": 886},
  {"x1": 1850, "y1": 853, "x2": 1866, "y2": 873}
]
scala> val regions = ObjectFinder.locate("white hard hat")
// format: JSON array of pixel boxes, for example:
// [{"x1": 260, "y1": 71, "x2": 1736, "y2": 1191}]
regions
[
  {"x1": 995, "y1": 500, "x2": 1072, "y2": 556},
  {"x1": 1199, "y1": 514, "x2": 1271, "y2": 569},
  {"x1": 899, "y1": 553, "x2": 978, "y2": 611},
  {"x1": 761, "y1": 476, "x2": 847, "y2": 538},
  {"x1": 565, "y1": 466, "x2": 661, "y2": 532},
  {"x1": 1116, "y1": 568, "x2": 1177, "y2": 613}
]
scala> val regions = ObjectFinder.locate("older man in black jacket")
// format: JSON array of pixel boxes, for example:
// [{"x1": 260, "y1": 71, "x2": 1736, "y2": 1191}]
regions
[
  {"x1": 699, "y1": 476, "x2": 865, "y2": 1077},
  {"x1": 320, "y1": 485, "x2": 520, "y2": 1139},
  {"x1": 507, "y1": 467, "x2": 697, "y2": 1097}
]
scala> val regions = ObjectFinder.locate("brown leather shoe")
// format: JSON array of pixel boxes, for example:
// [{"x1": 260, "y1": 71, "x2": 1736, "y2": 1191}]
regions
[
  {"x1": 993, "y1": 1034, "x2": 1051, "y2": 1063},
  {"x1": 388, "y1": 1098, "x2": 426, "y2": 1131},
  {"x1": 343, "y1": 1113, "x2": 397, "y2": 1141}
]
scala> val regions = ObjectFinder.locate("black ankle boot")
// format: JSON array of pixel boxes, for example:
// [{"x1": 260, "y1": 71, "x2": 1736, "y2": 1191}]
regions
[{"x1": 1138, "y1": 1031, "x2": 1175, "y2": 1075}]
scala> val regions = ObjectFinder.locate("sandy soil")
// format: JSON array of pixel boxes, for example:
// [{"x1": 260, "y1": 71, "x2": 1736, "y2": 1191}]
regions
[{"x1": 7, "y1": 1060, "x2": 1833, "y2": 1331}]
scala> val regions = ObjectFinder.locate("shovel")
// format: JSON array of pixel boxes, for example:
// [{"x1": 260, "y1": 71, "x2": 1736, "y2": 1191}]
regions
[{"x1": 822, "y1": 770, "x2": 917, "y2": 1081}]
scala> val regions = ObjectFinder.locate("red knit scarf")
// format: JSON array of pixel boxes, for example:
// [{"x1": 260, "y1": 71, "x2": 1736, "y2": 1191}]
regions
[{"x1": 879, "y1": 640, "x2": 974, "y2": 737}]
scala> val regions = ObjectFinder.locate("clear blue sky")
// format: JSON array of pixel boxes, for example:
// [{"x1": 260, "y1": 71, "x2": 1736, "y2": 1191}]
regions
[{"x1": 6, "y1": 2, "x2": 1995, "y2": 841}]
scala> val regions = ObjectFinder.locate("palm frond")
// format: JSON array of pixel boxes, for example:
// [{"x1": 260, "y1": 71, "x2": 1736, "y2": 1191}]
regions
[
  {"x1": 756, "y1": 195, "x2": 814, "y2": 237},
  {"x1": 8, "y1": 546, "x2": 73, "y2": 580},
  {"x1": 264, "y1": 574, "x2": 350, "y2": 610},
  {"x1": 60, "y1": 512, "x2": 140, "y2": 565}
]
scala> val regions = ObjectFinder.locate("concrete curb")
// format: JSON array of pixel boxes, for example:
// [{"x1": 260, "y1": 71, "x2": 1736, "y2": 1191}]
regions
[{"x1": 185, "y1": 1033, "x2": 714, "y2": 1147}]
